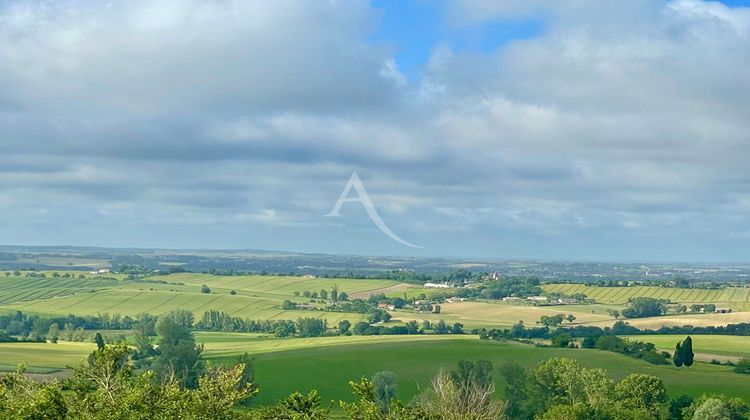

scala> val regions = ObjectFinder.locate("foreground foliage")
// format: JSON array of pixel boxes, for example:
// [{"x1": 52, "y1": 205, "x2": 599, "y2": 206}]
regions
[{"x1": 1, "y1": 342, "x2": 748, "y2": 419}]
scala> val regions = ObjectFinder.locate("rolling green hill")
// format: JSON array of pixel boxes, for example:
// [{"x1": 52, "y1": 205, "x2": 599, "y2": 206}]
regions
[{"x1": 3, "y1": 335, "x2": 748, "y2": 406}]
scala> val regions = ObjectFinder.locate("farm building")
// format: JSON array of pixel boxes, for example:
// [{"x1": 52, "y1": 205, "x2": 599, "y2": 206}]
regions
[{"x1": 424, "y1": 282, "x2": 451, "y2": 288}]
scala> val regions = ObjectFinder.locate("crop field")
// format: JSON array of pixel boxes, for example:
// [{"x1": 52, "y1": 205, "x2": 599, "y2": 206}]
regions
[
  {"x1": 0, "y1": 275, "x2": 121, "y2": 306},
  {"x1": 543, "y1": 283, "x2": 750, "y2": 306},
  {"x1": 0, "y1": 273, "x2": 405, "y2": 322},
  {"x1": 163, "y1": 273, "x2": 406, "y2": 298},
  {"x1": 586, "y1": 311, "x2": 750, "y2": 329},
  {"x1": 4, "y1": 273, "x2": 750, "y2": 332},
  {"x1": 1, "y1": 289, "x2": 366, "y2": 323},
  {"x1": 391, "y1": 301, "x2": 614, "y2": 329}
]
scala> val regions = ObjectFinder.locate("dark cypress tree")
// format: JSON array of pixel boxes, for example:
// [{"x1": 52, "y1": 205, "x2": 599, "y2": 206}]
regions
[
  {"x1": 682, "y1": 336, "x2": 694, "y2": 367},
  {"x1": 94, "y1": 332, "x2": 105, "y2": 351},
  {"x1": 673, "y1": 342, "x2": 683, "y2": 367}
]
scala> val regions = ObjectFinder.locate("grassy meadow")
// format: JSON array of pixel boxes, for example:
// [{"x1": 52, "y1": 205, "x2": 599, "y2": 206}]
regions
[{"x1": 621, "y1": 334, "x2": 750, "y2": 361}]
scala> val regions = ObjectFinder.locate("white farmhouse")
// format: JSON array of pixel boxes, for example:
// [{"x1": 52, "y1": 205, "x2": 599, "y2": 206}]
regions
[{"x1": 424, "y1": 282, "x2": 451, "y2": 289}]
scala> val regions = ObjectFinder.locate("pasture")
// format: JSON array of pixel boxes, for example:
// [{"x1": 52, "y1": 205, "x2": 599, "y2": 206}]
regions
[
  {"x1": 620, "y1": 334, "x2": 750, "y2": 361},
  {"x1": 0, "y1": 341, "x2": 94, "y2": 373}
]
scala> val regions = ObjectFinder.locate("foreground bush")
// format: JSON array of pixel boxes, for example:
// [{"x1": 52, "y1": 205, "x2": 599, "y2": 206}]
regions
[{"x1": 0, "y1": 345, "x2": 256, "y2": 420}]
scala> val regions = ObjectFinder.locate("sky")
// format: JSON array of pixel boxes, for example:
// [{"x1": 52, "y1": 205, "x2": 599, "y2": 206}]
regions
[{"x1": 1, "y1": 0, "x2": 750, "y2": 262}]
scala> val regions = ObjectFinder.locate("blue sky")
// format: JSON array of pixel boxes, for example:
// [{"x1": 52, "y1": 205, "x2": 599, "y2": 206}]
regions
[
  {"x1": 370, "y1": 0, "x2": 544, "y2": 80},
  {"x1": 1, "y1": 0, "x2": 750, "y2": 262}
]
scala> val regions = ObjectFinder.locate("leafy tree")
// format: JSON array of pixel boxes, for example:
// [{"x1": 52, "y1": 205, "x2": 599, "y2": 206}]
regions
[
  {"x1": 273, "y1": 321, "x2": 296, "y2": 338},
  {"x1": 551, "y1": 333, "x2": 572, "y2": 348},
  {"x1": 532, "y1": 357, "x2": 612, "y2": 409},
  {"x1": 622, "y1": 297, "x2": 666, "y2": 318},
  {"x1": 338, "y1": 291, "x2": 349, "y2": 301},
  {"x1": 200, "y1": 285, "x2": 211, "y2": 294},
  {"x1": 692, "y1": 398, "x2": 733, "y2": 420},
  {"x1": 451, "y1": 322, "x2": 464, "y2": 334},
  {"x1": 372, "y1": 371, "x2": 397, "y2": 415},
  {"x1": 614, "y1": 373, "x2": 669, "y2": 418},
  {"x1": 734, "y1": 357, "x2": 750, "y2": 375},
  {"x1": 682, "y1": 336, "x2": 694, "y2": 367},
  {"x1": 319, "y1": 290, "x2": 328, "y2": 300},
  {"x1": 581, "y1": 336, "x2": 597, "y2": 349},
  {"x1": 353, "y1": 322, "x2": 371, "y2": 335},
  {"x1": 669, "y1": 395, "x2": 694, "y2": 420},
  {"x1": 296, "y1": 318, "x2": 327, "y2": 337},
  {"x1": 161, "y1": 310, "x2": 194, "y2": 330},
  {"x1": 75, "y1": 344, "x2": 133, "y2": 404},
  {"x1": 538, "y1": 314, "x2": 565, "y2": 327},
  {"x1": 450, "y1": 360, "x2": 494, "y2": 395},
  {"x1": 499, "y1": 361, "x2": 537, "y2": 419},
  {"x1": 153, "y1": 313, "x2": 204, "y2": 388},
  {"x1": 94, "y1": 332, "x2": 106, "y2": 351},
  {"x1": 48, "y1": 323, "x2": 60, "y2": 344},
  {"x1": 565, "y1": 314, "x2": 576, "y2": 324},
  {"x1": 0, "y1": 366, "x2": 67, "y2": 419},
  {"x1": 606, "y1": 309, "x2": 620, "y2": 319},
  {"x1": 281, "y1": 300, "x2": 296, "y2": 310},
  {"x1": 405, "y1": 320, "x2": 420, "y2": 335},
  {"x1": 235, "y1": 353, "x2": 256, "y2": 407},
  {"x1": 338, "y1": 319, "x2": 351, "y2": 334},
  {"x1": 683, "y1": 394, "x2": 749, "y2": 420},
  {"x1": 331, "y1": 286, "x2": 338, "y2": 303},
  {"x1": 259, "y1": 390, "x2": 329, "y2": 419},
  {"x1": 434, "y1": 320, "x2": 449, "y2": 334},
  {"x1": 673, "y1": 342, "x2": 683, "y2": 367}
]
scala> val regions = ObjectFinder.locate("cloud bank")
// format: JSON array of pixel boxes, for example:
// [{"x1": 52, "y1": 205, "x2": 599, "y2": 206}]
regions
[{"x1": 0, "y1": 0, "x2": 749, "y2": 261}]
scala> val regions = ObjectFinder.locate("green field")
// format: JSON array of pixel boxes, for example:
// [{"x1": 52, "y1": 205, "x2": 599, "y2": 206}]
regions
[
  {"x1": 2, "y1": 335, "x2": 749, "y2": 406},
  {"x1": 544, "y1": 283, "x2": 750, "y2": 308},
  {"x1": 0, "y1": 341, "x2": 95, "y2": 373},
  {"x1": 203, "y1": 336, "x2": 750, "y2": 406},
  {"x1": 621, "y1": 334, "x2": 750, "y2": 361}
]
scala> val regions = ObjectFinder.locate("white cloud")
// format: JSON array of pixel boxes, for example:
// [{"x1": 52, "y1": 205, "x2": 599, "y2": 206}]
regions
[{"x1": 0, "y1": 0, "x2": 749, "y2": 258}]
